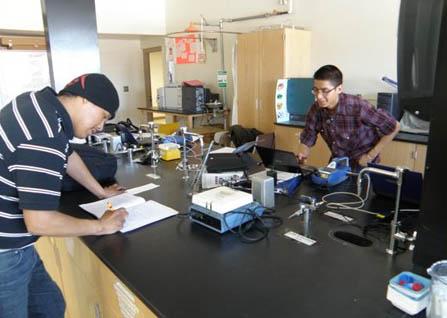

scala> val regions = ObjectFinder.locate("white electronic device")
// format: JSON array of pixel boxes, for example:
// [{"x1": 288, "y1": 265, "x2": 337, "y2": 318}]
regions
[
  {"x1": 251, "y1": 174, "x2": 275, "y2": 209},
  {"x1": 189, "y1": 186, "x2": 263, "y2": 233}
]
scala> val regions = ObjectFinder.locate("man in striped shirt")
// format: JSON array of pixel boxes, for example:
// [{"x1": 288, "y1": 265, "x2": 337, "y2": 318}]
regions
[
  {"x1": 0, "y1": 73, "x2": 128, "y2": 317},
  {"x1": 298, "y1": 65, "x2": 400, "y2": 170}
]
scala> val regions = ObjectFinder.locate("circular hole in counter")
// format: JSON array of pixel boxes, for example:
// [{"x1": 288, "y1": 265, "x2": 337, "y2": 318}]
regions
[{"x1": 329, "y1": 230, "x2": 373, "y2": 247}]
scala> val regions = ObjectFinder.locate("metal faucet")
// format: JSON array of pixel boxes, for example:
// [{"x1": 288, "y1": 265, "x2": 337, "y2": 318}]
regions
[
  {"x1": 357, "y1": 166, "x2": 405, "y2": 255},
  {"x1": 289, "y1": 195, "x2": 318, "y2": 238}
]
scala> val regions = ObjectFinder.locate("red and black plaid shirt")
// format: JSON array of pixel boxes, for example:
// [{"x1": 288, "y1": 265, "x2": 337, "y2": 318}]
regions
[{"x1": 300, "y1": 93, "x2": 397, "y2": 165}]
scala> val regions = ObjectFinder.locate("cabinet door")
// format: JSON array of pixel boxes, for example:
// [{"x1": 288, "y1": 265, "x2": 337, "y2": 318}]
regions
[
  {"x1": 274, "y1": 125, "x2": 300, "y2": 153},
  {"x1": 55, "y1": 238, "x2": 102, "y2": 318},
  {"x1": 258, "y1": 29, "x2": 285, "y2": 133},
  {"x1": 35, "y1": 237, "x2": 69, "y2": 318},
  {"x1": 97, "y1": 258, "x2": 157, "y2": 318},
  {"x1": 380, "y1": 141, "x2": 416, "y2": 170},
  {"x1": 283, "y1": 28, "x2": 312, "y2": 77},
  {"x1": 35, "y1": 237, "x2": 64, "y2": 293},
  {"x1": 274, "y1": 125, "x2": 331, "y2": 167},
  {"x1": 414, "y1": 144, "x2": 427, "y2": 174},
  {"x1": 237, "y1": 32, "x2": 259, "y2": 129}
]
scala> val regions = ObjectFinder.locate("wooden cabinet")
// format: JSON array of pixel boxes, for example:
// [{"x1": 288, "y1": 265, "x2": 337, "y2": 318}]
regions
[
  {"x1": 35, "y1": 237, "x2": 70, "y2": 318},
  {"x1": 97, "y1": 256, "x2": 157, "y2": 318},
  {"x1": 36, "y1": 237, "x2": 157, "y2": 318},
  {"x1": 274, "y1": 124, "x2": 331, "y2": 167},
  {"x1": 413, "y1": 144, "x2": 427, "y2": 173},
  {"x1": 381, "y1": 141, "x2": 427, "y2": 173},
  {"x1": 237, "y1": 28, "x2": 311, "y2": 133}
]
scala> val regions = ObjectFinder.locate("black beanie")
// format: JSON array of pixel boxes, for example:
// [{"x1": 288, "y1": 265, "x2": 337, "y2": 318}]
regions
[{"x1": 59, "y1": 73, "x2": 119, "y2": 119}]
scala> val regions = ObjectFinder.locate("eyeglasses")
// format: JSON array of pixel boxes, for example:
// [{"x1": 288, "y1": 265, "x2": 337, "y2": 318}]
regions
[{"x1": 311, "y1": 86, "x2": 337, "y2": 98}]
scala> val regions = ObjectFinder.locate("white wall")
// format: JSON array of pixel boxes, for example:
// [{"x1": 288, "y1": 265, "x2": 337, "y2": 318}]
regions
[
  {"x1": 95, "y1": 0, "x2": 166, "y2": 35},
  {"x1": 0, "y1": 0, "x2": 166, "y2": 35},
  {"x1": 99, "y1": 37, "x2": 146, "y2": 124},
  {"x1": 165, "y1": 0, "x2": 400, "y2": 101}
]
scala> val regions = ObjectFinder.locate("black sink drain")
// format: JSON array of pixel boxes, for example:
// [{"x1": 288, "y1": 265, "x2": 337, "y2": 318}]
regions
[{"x1": 332, "y1": 230, "x2": 373, "y2": 247}]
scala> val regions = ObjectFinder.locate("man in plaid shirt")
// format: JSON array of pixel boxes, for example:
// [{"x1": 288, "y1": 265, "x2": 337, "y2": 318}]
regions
[{"x1": 298, "y1": 65, "x2": 400, "y2": 170}]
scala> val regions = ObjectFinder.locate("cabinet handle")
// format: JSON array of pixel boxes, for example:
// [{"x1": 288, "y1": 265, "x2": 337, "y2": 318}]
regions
[
  {"x1": 296, "y1": 131, "x2": 301, "y2": 143},
  {"x1": 94, "y1": 303, "x2": 101, "y2": 318},
  {"x1": 255, "y1": 99, "x2": 259, "y2": 111},
  {"x1": 54, "y1": 245, "x2": 62, "y2": 274},
  {"x1": 411, "y1": 150, "x2": 418, "y2": 160}
]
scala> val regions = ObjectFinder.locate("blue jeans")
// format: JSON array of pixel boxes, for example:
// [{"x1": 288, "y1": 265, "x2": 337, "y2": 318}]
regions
[{"x1": 0, "y1": 245, "x2": 65, "y2": 318}]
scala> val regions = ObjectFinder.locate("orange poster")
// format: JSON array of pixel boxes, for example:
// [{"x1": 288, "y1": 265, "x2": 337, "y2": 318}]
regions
[{"x1": 175, "y1": 35, "x2": 198, "y2": 64}]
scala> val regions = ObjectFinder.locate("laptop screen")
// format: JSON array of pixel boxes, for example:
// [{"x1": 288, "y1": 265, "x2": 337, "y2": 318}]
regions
[
  {"x1": 255, "y1": 146, "x2": 301, "y2": 173},
  {"x1": 367, "y1": 162, "x2": 423, "y2": 205}
]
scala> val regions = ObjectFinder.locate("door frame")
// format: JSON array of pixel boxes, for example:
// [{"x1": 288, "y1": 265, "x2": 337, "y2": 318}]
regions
[{"x1": 142, "y1": 46, "x2": 162, "y2": 121}]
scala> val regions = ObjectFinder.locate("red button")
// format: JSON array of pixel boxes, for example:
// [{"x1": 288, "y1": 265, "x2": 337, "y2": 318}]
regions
[{"x1": 412, "y1": 283, "x2": 424, "y2": 291}]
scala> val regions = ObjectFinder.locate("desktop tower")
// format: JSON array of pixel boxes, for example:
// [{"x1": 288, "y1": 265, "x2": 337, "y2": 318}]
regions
[{"x1": 182, "y1": 87, "x2": 205, "y2": 112}]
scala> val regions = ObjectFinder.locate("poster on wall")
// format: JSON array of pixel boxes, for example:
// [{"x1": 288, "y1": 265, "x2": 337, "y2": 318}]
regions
[
  {"x1": 165, "y1": 38, "x2": 175, "y2": 62},
  {"x1": 165, "y1": 38, "x2": 176, "y2": 83},
  {"x1": 175, "y1": 35, "x2": 199, "y2": 64}
]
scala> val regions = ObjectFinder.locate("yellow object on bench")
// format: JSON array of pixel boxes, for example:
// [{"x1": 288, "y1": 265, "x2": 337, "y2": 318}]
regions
[
  {"x1": 158, "y1": 143, "x2": 181, "y2": 161},
  {"x1": 158, "y1": 122, "x2": 180, "y2": 135}
]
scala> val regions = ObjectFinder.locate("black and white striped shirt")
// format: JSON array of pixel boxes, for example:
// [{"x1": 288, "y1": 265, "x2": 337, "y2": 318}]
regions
[{"x1": 0, "y1": 87, "x2": 73, "y2": 249}]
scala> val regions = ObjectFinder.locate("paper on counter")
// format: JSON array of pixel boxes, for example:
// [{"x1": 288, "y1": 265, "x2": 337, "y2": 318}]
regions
[
  {"x1": 126, "y1": 183, "x2": 159, "y2": 195},
  {"x1": 210, "y1": 147, "x2": 235, "y2": 154}
]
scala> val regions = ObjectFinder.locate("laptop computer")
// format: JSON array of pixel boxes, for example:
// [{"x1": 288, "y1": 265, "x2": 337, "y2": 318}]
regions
[
  {"x1": 367, "y1": 162, "x2": 423, "y2": 205},
  {"x1": 255, "y1": 146, "x2": 301, "y2": 173},
  {"x1": 206, "y1": 153, "x2": 249, "y2": 173}
]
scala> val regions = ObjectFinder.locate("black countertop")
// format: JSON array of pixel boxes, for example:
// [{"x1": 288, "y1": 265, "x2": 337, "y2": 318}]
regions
[
  {"x1": 275, "y1": 121, "x2": 429, "y2": 145},
  {"x1": 138, "y1": 107, "x2": 207, "y2": 115},
  {"x1": 59, "y1": 159, "x2": 425, "y2": 318}
]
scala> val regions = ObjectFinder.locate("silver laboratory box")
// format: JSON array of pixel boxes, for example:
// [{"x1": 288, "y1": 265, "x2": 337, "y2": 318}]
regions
[{"x1": 157, "y1": 84, "x2": 182, "y2": 110}]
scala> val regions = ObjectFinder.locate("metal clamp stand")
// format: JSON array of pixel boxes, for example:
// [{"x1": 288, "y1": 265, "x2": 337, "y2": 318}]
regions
[
  {"x1": 288, "y1": 195, "x2": 317, "y2": 238},
  {"x1": 102, "y1": 139, "x2": 109, "y2": 153},
  {"x1": 189, "y1": 141, "x2": 215, "y2": 196},
  {"x1": 357, "y1": 166, "x2": 405, "y2": 255},
  {"x1": 144, "y1": 122, "x2": 160, "y2": 179},
  {"x1": 180, "y1": 126, "x2": 189, "y2": 180}
]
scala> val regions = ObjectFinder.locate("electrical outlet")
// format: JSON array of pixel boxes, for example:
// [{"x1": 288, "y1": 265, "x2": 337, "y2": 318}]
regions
[{"x1": 123, "y1": 86, "x2": 129, "y2": 92}]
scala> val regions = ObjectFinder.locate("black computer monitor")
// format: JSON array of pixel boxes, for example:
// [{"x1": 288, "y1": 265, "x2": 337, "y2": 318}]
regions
[{"x1": 367, "y1": 162, "x2": 423, "y2": 205}]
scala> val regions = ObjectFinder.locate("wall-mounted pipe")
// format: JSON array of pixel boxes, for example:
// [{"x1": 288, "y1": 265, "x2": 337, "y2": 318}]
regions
[
  {"x1": 221, "y1": 0, "x2": 293, "y2": 23},
  {"x1": 221, "y1": 10, "x2": 289, "y2": 23}
]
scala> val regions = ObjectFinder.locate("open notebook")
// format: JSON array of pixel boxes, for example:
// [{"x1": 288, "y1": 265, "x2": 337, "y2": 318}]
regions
[{"x1": 79, "y1": 193, "x2": 178, "y2": 233}]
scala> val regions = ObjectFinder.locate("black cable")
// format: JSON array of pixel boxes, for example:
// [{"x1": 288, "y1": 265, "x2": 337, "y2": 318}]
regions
[{"x1": 223, "y1": 206, "x2": 283, "y2": 243}]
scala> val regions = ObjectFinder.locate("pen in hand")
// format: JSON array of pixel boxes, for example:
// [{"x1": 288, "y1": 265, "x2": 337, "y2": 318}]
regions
[{"x1": 100, "y1": 202, "x2": 128, "y2": 235}]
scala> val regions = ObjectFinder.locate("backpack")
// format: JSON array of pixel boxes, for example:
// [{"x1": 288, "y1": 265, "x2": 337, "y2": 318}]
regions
[
  {"x1": 229, "y1": 125, "x2": 263, "y2": 147},
  {"x1": 62, "y1": 143, "x2": 117, "y2": 191}
]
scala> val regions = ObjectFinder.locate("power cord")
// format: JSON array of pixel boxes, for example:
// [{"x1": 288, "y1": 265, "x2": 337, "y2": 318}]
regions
[
  {"x1": 320, "y1": 173, "x2": 386, "y2": 219},
  {"x1": 223, "y1": 206, "x2": 283, "y2": 243}
]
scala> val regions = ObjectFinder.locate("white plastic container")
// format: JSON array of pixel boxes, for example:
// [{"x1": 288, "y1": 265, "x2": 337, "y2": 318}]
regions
[
  {"x1": 386, "y1": 271, "x2": 431, "y2": 315},
  {"x1": 427, "y1": 260, "x2": 447, "y2": 318}
]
